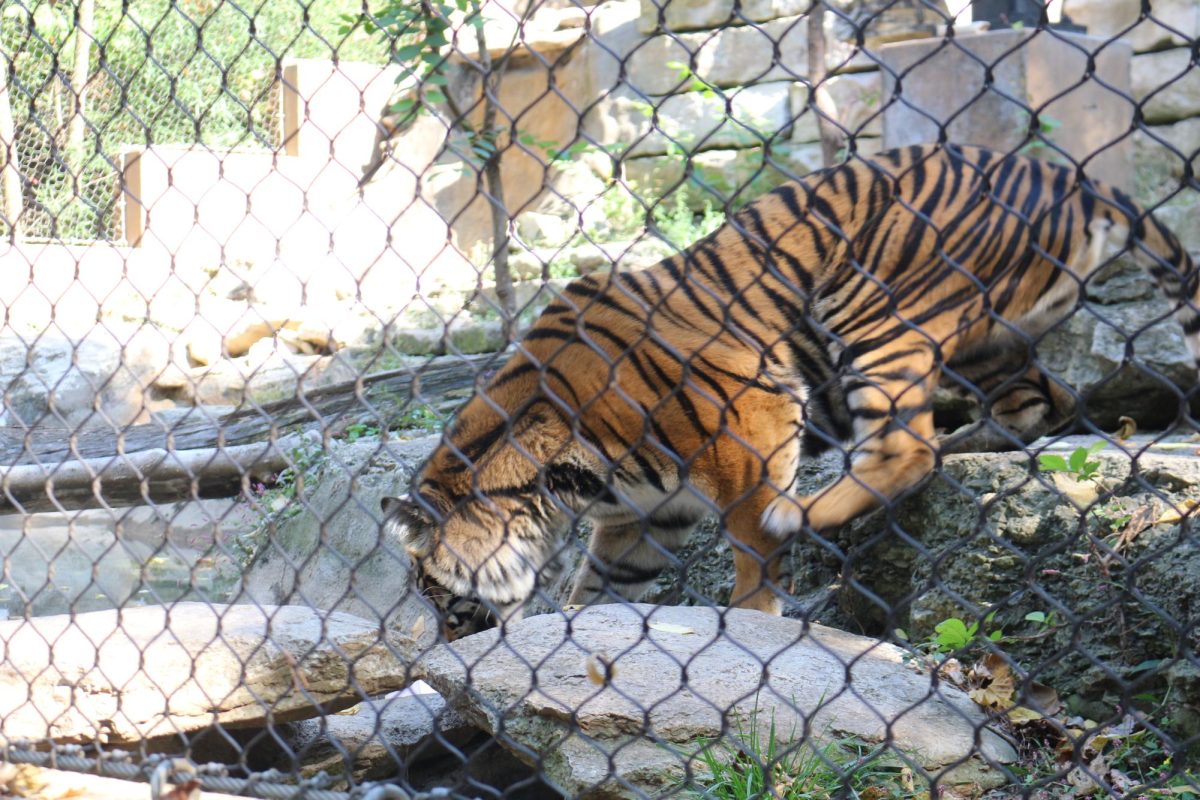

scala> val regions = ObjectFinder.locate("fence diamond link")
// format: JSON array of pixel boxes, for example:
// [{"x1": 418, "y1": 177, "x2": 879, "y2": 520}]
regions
[{"x1": 0, "y1": 0, "x2": 1197, "y2": 798}]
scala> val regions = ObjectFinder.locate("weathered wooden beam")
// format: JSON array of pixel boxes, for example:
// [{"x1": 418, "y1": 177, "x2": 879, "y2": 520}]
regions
[{"x1": 0, "y1": 353, "x2": 498, "y2": 512}]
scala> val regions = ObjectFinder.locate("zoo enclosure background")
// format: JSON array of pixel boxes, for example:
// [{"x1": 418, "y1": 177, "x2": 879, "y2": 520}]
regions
[{"x1": 0, "y1": 0, "x2": 1198, "y2": 797}]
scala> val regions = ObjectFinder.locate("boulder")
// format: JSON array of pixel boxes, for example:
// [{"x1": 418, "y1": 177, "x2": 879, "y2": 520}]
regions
[
  {"x1": 1133, "y1": 117, "x2": 1200, "y2": 205},
  {"x1": 631, "y1": 433, "x2": 1200, "y2": 734},
  {"x1": 636, "y1": 0, "x2": 809, "y2": 35},
  {"x1": 611, "y1": 82, "x2": 793, "y2": 159},
  {"x1": 624, "y1": 16, "x2": 810, "y2": 96},
  {"x1": 418, "y1": 604, "x2": 1017, "y2": 798},
  {"x1": 280, "y1": 681, "x2": 478, "y2": 788},
  {"x1": 791, "y1": 72, "x2": 883, "y2": 143},
  {"x1": 1132, "y1": 48, "x2": 1200, "y2": 125},
  {"x1": 0, "y1": 603, "x2": 415, "y2": 745},
  {"x1": 823, "y1": 435, "x2": 1200, "y2": 733},
  {"x1": 1063, "y1": 0, "x2": 1200, "y2": 54},
  {"x1": 173, "y1": 350, "x2": 358, "y2": 406},
  {"x1": 241, "y1": 436, "x2": 440, "y2": 648},
  {"x1": 622, "y1": 138, "x2": 883, "y2": 210},
  {"x1": 880, "y1": 30, "x2": 1134, "y2": 191},
  {"x1": 0, "y1": 327, "x2": 172, "y2": 429},
  {"x1": 1033, "y1": 266, "x2": 1197, "y2": 431}
]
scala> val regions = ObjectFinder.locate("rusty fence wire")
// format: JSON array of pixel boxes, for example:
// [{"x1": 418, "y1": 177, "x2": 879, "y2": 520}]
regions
[{"x1": 0, "y1": 0, "x2": 1198, "y2": 798}]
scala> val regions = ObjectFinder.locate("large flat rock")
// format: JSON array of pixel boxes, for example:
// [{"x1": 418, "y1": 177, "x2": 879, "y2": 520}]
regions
[
  {"x1": 0, "y1": 603, "x2": 415, "y2": 745},
  {"x1": 418, "y1": 604, "x2": 1016, "y2": 798}
]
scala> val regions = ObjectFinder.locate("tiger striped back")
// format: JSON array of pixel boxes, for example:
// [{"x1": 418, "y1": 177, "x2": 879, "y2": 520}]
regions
[{"x1": 384, "y1": 143, "x2": 1200, "y2": 632}]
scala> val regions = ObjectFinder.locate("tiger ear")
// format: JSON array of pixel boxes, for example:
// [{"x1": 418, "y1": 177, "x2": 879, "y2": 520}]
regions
[{"x1": 381, "y1": 494, "x2": 436, "y2": 555}]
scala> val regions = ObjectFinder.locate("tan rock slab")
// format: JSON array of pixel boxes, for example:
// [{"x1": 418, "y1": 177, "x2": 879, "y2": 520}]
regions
[
  {"x1": 880, "y1": 29, "x2": 1133, "y2": 190},
  {"x1": 613, "y1": 82, "x2": 793, "y2": 158},
  {"x1": 624, "y1": 16, "x2": 809, "y2": 96},
  {"x1": 418, "y1": 604, "x2": 1017, "y2": 799},
  {"x1": 1132, "y1": 48, "x2": 1200, "y2": 125},
  {"x1": 637, "y1": 0, "x2": 810, "y2": 35},
  {"x1": 283, "y1": 681, "x2": 478, "y2": 787},
  {"x1": 791, "y1": 72, "x2": 883, "y2": 143},
  {"x1": 0, "y1": 603, "x2": 416, "y2": 745},
  {"x1": 1064, "y1": 0, "x2": 1199, "y2": 53},
  {"x1": 623, "y1": 138, "x2": 883, "y2": 209}
]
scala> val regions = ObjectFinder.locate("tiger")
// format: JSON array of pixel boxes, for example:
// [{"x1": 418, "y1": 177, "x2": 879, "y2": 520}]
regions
[{"x1": 383, "y1": 143, "x2": 1200, "y2": 638}]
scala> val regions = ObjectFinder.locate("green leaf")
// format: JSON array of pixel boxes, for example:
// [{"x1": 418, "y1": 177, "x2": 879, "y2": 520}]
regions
[
  {"x1": 1087, "y1": 440, "x2": 1109, "y2": 455},
  {"x1": 988, "y1": 630, "x2": 1005, "y2": 642},
  {"x1": 1024, "y1": 611, "x2": 1047, "y2": 624},
  {"x1": 934, "y1": 618, "x2": 971, "y2": 650},
  {"x1": 425, "y1": 89, "x2": 447, "y2": 104},
  {"x1": 1069, "y1": 446, "x2": 1088, "y2": 473},
  {"x1": 894, "y1": 628, "x2": 909, "y2": 641},
  {"x1": 395, "y1": 43, "x2": 424, "y2": 61},
  {"x1": 1038, "y1": 454, "x2": 1069, "y2": 473}
]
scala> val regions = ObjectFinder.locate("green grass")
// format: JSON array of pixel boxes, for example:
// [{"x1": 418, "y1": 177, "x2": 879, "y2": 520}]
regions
[{"x1": 679, "y1": 706, "x2": 926, "y2": 800}]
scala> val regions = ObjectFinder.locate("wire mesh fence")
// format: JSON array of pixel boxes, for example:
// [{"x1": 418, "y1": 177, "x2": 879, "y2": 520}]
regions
[{"x1": 0, "y1": 0, "x2": 1198, "y2": 798}]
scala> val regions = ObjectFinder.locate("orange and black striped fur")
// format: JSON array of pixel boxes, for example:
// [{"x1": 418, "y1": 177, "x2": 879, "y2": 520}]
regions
[{"x1": 383, "y1": 144, "x2": 1200, "y2": 632}]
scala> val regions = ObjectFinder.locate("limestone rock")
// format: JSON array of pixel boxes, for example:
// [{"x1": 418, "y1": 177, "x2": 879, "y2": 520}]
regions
[
  {"x1": 1133, "y1": 118, "x2": 1200, "y2": 204},
  {"x1": 623, "y1": 138, "x2": 883, "y2": 210},
  {"x1": 418, "y1": 604, "x2": 1016, "y2": 798},
  {"x1": 1132, "y1": 48, "x2": 1200, "y2": 125},
  {"x1": 178, "y1": 351, "x2": 358, "y2": 406},
  {"x1": 1034, "y1": 277, "x2": 1197, "y2": 431},
  {"x1": 0, "y1": 603, "x2": 415, "y2": 745},
  {"x1": 0, "y1": 328, "x2": 167, "y2": 429},
  {"x1": 637, "y1": 0, "x2": 809, "y2": 35},
  {"x1": 823, "y1": 435, "x2": 1200, "y2": 733},
  {"x1": 1150, "y1": 193, "x2": 1200, "y2": 255},
  {"x1": 791, "y1": 72, "x2": 883, "y2": 143},
  {"x1": 624, "y1": 16, "x2": 809, "y2": 96},
  {"x1": 1064, "y1": 0, "x2": 1200, "y2": 54},
  {"x1": 611, "y1": 83, "x2": 793, "y2": 159},
  {"x1": 241, "y1": 436, "x2": 440, "y2": 647},
  {"x1": 631, "y1": 432, "x2": 1200, "y2": 731},
  {"x1": 281, "y1": 682, "x2": 478, "y2": 787},
  {"x1": 881, "y1": 30, "x2": 1133, "y2": 190}
]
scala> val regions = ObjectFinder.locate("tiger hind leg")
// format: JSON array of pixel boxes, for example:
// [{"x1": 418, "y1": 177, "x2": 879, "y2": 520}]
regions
[
  {"x1": 761, "y1": 335, "x2": 940, "y2": 535},
  {"x1": 939, "y1": 346, "x2": 1076, "y2": 454}
]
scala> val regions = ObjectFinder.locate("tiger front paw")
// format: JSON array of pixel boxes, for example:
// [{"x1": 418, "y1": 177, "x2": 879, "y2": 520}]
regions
[{"x1": 761, "y1": 493, "x2": 807, "y2": 539}]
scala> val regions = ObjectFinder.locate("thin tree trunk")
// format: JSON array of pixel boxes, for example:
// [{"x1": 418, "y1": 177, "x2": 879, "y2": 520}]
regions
[
  {"x1": 473, "y1": 18, "x2": 516, "y2": 342},
  {"x1": 68, "y1": 0, "x2": 94, "y2": 156},
  {"x1": 0, "y1": 62, "x2": 22, "y2": 239},
  {"x1": 806, "y1": 1, "x2": 842, "y2": 167}
]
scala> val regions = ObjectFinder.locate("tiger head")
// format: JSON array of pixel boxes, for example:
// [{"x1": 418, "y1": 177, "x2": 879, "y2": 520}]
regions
[{"x1": 381, "y1": 393, "x2": 598, "y2": 640}]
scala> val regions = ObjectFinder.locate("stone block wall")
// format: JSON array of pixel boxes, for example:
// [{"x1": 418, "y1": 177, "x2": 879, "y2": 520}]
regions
[
  {"x1": 1061, "y1": 0, "x2": 1200, "y2": 252},
  {"x1": 608, "y1": 8, "x2": 885, "y2": 213}
]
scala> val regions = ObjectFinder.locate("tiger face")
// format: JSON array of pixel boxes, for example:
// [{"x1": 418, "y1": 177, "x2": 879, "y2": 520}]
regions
[
  {"x1": 414, "y1": 567, "x2": 497, "y2": 640},
  {"x1": 381, "y1": 493, "x2": 531, "y2": 637}
]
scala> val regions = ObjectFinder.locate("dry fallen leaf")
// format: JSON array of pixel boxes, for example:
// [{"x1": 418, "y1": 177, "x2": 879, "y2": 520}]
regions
[
  {"x1": 1110, "y1": 504, "x2": 1157, "y2": 555},
  {"x1": 1155, "y1": 498, "x2": 1198, "y2": 526},
  {"x1": 1025, "y1": 680, "x2": 1062, "y2": 716},
  {"x1": 1114, "y1": 416, "x2": 1137, "y2": 440},
  {"x1": 648, "y1": 621, "x2": 696, "y2": 635},
  {"x1": 1005, "y1": 706, "x2": 1044, "y2": 724},
  {"x1": 585, "y1": 652, "x2": 618, "y2": 685},
  {"x1": 938, "y1": 657, "x2": 966, "y2": 688},
  {"x1": 411, "y1": 614, "x2": 427, "y2": 640},
  {"x1": 968, "y1": 653, "x2": 1015, "y2": 710}
]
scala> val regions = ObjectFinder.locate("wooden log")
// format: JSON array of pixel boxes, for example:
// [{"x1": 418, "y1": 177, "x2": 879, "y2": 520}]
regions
[
  {"x1": 0, "y1": 353, "x2": 499, "y2": 512},
  {"x1": 0, "y1": 435, "x2": 305, "y2": 515}
]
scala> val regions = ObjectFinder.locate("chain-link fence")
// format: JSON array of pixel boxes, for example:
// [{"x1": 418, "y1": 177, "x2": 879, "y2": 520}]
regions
[{"x1": 0, "y1": 0, "x2": 1198, "y2": 798}]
